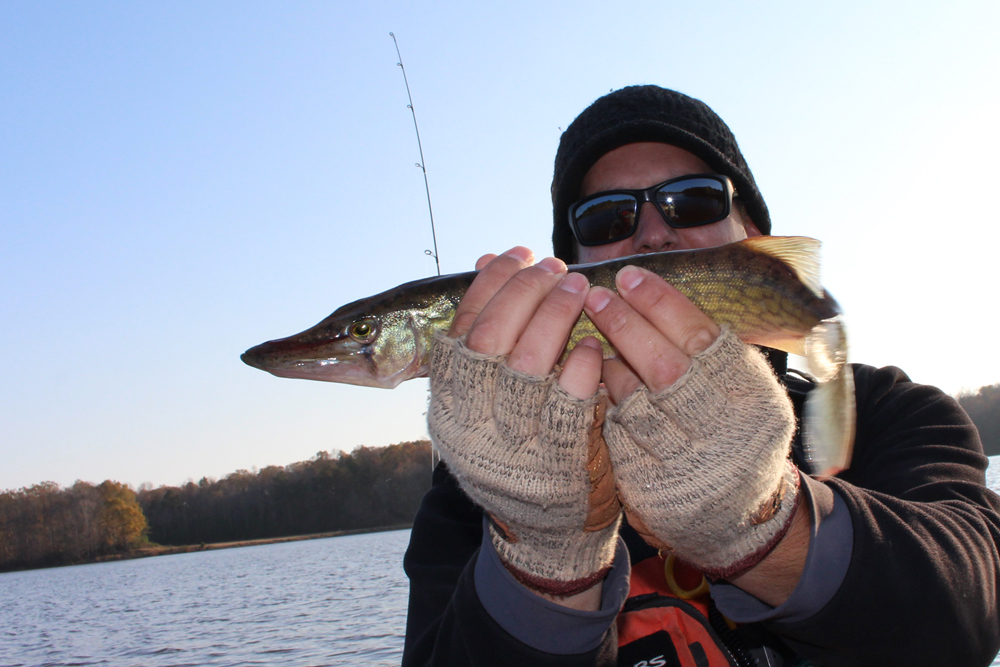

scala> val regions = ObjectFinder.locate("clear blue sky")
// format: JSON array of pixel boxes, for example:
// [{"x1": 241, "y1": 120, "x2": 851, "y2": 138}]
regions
[{"x1": 2, "y1": 1, "x2": 998, "y2": 491}]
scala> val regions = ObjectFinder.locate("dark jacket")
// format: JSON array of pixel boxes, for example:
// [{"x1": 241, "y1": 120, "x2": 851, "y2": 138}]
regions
[{"x1": 402, "y1": 364, "x2": 1000, "y2": 666}]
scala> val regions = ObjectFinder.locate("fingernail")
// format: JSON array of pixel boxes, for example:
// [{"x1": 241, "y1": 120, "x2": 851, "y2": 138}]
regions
[
  {"x1": 586, "y1": 288, "x2": 612, "y2": 313},
  {"x1": 558, "y1": 272, "x2": 588, "y2": 293},
  {"x1": 617, "y1": 265, "x2": 644, "y2": 291},
  {"x1": 578, "y1": 336, "x2": 602, "y2": 350},
  {"x1": 536, "y1": 257, "x2": 566, "y2": 274},
  {"x1": 504, "y1": 246, "x2": 533, "y2": 262}
]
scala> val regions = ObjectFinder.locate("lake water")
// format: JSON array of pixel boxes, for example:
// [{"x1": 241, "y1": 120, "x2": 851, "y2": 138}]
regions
[
  {"x1": 4, "y1": 462, "x2": 1000, "y2": 667},
  {"x1": 0, "y1": 529, "x2": 410, "y2": 667}
]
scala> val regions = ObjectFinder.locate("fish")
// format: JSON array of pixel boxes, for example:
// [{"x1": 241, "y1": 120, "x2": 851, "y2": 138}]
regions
[{"x1": 242, "y1": 236, "x2": 855, "y2": 476}]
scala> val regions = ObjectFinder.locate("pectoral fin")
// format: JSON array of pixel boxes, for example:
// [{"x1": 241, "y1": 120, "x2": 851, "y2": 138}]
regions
[
  {"x1": 802, "y1": 316, "x2": 855, "y2": 476},
  {"x1": 803, "y1": 367, "x2": 856, "y2": 477}
]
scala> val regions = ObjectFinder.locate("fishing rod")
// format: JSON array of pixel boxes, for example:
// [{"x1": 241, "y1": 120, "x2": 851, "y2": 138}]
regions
[
  {"x1": 389, "y1": 32, "x2": 443, "y2": 471},
  {"x1": 389, "y1": 32, "x2": 441, "y2": 277}
]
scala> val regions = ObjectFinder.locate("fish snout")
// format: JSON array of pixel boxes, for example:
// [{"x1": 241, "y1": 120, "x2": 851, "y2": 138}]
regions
[{"x1": 241, "y1": 345, "x2": 267, "y2": 371}]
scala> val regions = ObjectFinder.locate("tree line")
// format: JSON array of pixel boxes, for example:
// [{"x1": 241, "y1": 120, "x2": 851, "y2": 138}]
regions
[
  {"x1": 0, "y1": 440, "x2": 433, "y2": 572},
  {"x1": 957, "y1": 383, "x2": 1000, "y2": 456},
  {"x1": 0, "y1": 480, "x2": 148, "y2": 571},
  {"x1": 138, "y1": 440, "x2": 432, "y2": 546}
]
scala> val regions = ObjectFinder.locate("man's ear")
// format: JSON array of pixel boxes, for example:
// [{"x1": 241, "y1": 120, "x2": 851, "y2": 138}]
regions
[
  {"x1": 736, "y1": 201, "x2": 763, "y2": 237},
  {"x1": 743, "y1": 220, "x2": 763, "y2": 238}
]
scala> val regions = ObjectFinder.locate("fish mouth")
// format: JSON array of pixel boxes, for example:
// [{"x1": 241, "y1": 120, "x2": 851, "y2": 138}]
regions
[{"x1": 241, "y1": 340, "x2": 387, "y2": 387}]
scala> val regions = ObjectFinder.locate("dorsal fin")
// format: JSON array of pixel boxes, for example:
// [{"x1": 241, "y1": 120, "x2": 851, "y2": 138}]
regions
[{"x1": 742, "y1": 236, "x2": 824, "y2": 299}]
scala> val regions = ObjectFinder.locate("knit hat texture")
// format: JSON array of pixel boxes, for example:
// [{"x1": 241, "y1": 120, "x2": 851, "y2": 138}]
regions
[{"x1": 551, "y1": 85, "x2": 771, "y2": 262}]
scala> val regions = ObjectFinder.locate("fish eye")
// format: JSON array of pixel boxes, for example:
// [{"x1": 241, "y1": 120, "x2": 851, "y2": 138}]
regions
[{"x1": 349, "y1": 319, "x2": 378, "y2": 343}]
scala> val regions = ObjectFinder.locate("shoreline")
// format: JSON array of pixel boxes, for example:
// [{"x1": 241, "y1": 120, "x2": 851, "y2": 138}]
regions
[
  {"x1": 1, "y1": 524, "x2": 413, "y2": 574},
  {"x1": 127, "y1": 523, "x2": 414, "y2": 560}
]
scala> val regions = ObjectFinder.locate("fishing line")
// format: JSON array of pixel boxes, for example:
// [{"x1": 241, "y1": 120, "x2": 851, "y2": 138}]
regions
[{"x1": 390, "y1": 32, "x2": 441, "y2": 277}]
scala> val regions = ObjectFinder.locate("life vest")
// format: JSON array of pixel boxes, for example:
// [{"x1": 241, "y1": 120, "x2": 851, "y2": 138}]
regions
[{"x1": 617, "y1": 554, "x2": 749, "y2": 667}]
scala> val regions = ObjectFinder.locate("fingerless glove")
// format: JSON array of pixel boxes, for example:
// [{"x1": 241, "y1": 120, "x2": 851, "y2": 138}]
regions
[
  {"x1": 428, "y1": 334, "x2": 621, "y2": 595},
  {"x1": 606, "y1": 327, "x2": 799, "y2": 579}
]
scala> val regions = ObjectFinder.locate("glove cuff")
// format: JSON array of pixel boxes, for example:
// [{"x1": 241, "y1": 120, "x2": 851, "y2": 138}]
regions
[
  {"x1": 696, "y1": 461, "x2": 800, "y2": 579},
  {"x1": 490, "y1": 514, "x2": 622, "y2": 597}
]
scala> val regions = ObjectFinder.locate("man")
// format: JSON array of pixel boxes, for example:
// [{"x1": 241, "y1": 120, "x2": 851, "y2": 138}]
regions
[{"x1": 402, "y1": 85, "x2": 1000, "y2": 666}]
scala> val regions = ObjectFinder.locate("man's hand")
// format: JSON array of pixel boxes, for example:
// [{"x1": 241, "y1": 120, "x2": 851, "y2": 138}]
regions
[
  {"x1": 584, "y1": 266, "x2": 803, "y2": 589},
  {"x1": 428, "y1": 248, "x2": 621, "y2": 609},
  {"x1": 450, "y1": 247, "x2": 603, "y2": 402}
]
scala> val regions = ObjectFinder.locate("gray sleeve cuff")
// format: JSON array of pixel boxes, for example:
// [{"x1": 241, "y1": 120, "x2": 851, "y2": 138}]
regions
[
  {"x1": 710, "y1": 473, "x2": 853, "y2": 624},
  {"x1": 474, "y1": 517, "x2": 631, "y2": 654}
]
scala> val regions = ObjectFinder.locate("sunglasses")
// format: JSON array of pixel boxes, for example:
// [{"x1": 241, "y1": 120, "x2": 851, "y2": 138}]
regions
[{"x1": 568, "y1": 174, "x2": 737, "y2": 247}]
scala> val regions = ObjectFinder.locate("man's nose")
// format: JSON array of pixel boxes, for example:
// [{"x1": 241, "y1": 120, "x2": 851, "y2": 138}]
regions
[{"x1": 632, "y1": 202, "x2": 680, "y2": 253}]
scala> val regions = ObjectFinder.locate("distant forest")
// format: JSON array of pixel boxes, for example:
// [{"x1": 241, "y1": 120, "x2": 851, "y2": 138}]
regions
[
  {"x1": 3, "y1": 385, "x2": 999, "y2": 573},
  {"x1": 957, "y1": 383, "x2": 1000, "y2": 456},
  {"x1": 0, "y1": 480, "x2": 148, "y2": 572},
  {"x1": 138, "y1": 440, "x2": 432, "y2": 546},
  {"x1": 0, "y1": 441, "x2": 432, "y2": 572}
]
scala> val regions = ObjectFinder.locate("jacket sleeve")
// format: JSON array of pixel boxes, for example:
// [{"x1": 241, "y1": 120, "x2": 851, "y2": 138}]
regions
[
  {"x1": 401, "y1": 462, "x2": 619, "y2": 667},
  {"x1": 769, "y1": 364, "x2": 1000, "y2": 666}
]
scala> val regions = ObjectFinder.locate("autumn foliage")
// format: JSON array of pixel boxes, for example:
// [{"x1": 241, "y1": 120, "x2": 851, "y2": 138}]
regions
[
  {"x1": 0, "y1": 480, "x2": 148, "y2": 571},
  {"x1": 1, "y1": 440, "x2": 433, "y2": 571}
]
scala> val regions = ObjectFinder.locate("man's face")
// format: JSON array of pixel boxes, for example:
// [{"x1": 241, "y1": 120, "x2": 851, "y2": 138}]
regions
[{"x1": 575, "y1": 142, "x2": 761, "y2": 264}]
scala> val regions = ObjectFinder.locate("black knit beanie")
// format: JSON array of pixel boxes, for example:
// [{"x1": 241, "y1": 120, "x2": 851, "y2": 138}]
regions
[{"x1": 551, "y1": 85, "x2": 770, "y2": 263}]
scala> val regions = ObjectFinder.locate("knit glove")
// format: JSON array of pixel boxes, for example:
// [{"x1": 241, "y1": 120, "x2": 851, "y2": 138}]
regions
[
  {"x1": 428, "y1": 333, "x2": 621, "y2": 596},
  {"x1": 605, "y1": 327, "x2": 799, "y2": 579}
]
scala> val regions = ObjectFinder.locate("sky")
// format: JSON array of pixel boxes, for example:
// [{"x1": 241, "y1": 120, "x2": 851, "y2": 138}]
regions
[{"x1": 2, "y1": 1, "x2": 998, "y2": 492}]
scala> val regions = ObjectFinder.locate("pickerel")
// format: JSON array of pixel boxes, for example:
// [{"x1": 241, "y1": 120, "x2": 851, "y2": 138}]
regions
[{"x1": 242, "y1": 236, "x2": 855, "y2": 476}]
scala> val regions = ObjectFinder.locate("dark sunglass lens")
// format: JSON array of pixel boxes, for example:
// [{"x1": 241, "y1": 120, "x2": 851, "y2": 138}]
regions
[
  {"x1": 655, "y1": 178, "x2": 727, "y2": 227},
  {"x1": 573, "y1": 194, "x2": 638, "y2": 244}
]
